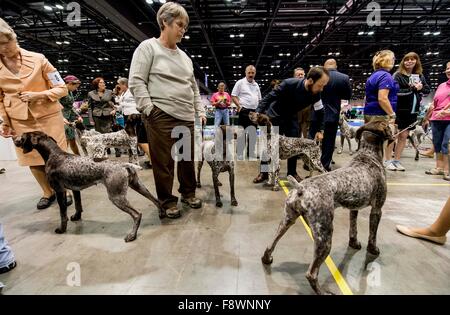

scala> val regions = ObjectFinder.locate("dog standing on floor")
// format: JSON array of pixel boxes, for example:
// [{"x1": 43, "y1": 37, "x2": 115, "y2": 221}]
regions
[
  {"x1": 337, "y1": 112, "x2": 359, "y2": 155},
  {"x1": 197, "y1": 125, "x2": 238, "y2": 207},
  {"x1": 75, "y1": 114, "x2": 140, "y2": 165},
  {"x1": 14, "y1": 131, "x2": 163, "y2": 242},
  {"x1": 249, "y1": 112, "x2": 326, "y2": 191},
  {"x1": 261, "y1": 120, "x2": 394, "y2": 295}
]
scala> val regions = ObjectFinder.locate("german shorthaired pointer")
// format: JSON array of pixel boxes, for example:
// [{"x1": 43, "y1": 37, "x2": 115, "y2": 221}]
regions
[
  {"x1": 337, "y1": 113, "x2": 359, "y2": 155},
  {"x1": 197, "y1": 126, "x2": 238, "y2": 207},
  {"x1": 14, "y1": 131, "x2": 163, "y2": 242},
  {"x1": 261, "y1": 120, "x2": 394, "y2": 295},
  {"x1": 75, "y1": 114, "x2": 140, "y2": 165},
  {"x1": 249, "y1": 112, "x2": 326, "y2": 191}
]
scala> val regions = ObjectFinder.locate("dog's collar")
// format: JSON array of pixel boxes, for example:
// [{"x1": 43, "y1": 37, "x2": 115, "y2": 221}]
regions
[{"x1": 363, "y1": 130, "x2": 384, "y2": 139}]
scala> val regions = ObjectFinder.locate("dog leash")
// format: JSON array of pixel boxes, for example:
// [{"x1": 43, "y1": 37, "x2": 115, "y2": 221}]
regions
[{"x1": 392, "y1": 121, "x2": 419, "y2": 138}]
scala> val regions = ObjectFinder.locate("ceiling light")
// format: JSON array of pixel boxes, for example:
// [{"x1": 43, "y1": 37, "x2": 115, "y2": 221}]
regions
[
  {"x1": 426, "y1": 52, "x2": 432, "y2": 55},
  {"x1": 104, "y1": 39, "x2": 110, "y2": 42},
  {"x1": 239, "y1": 34, "x2": 244, "y2": 38},
  {"x1": 230, "y1": 34, "x2": 235, "y2": 38},
  {"x1": 328, "y1": 52, "x2": 333, "y2": 55},
  {"x1": 44, "y1": 5, "x2": 53, "y2": 11},
  {"x1": 112, "y1": 38, "x2": 118, "y2": 42},
  {"x1": 293, "y1": 32, "x2": 299, "y2": 37},
  {"x1": 286, "y1": 53, "x2": 291, "y2": 56},
  {"x1": 367, "y1": 31, "x2": 374, "y2": 35},
  {"x1": 191, "y1": 55, "x2": 195, "y2": 58},
  {"x1": 238, "y1": 53, "x2": 243, "y2": 57},
  {"x1": 302, "y1": 32, "x2": 308, "y2": 36},
  {"x1": 433, "y1": 31, "x2": 440, "y2": 35},
  {"x1": 358, "y1": 31, "x2": 364, "y2": 35},
  {"x1": 433, "y1": 52, "x2": 439, "y2": 55},
  {"x1": 184, "y1": 35, "x2": 190, "y2": 39},
  {"x1": 56, "y1": 41, "x2": 62, "y2": 45},
  {"x1": 423, "y1": 31, "x2": 430, "y2": 35},
  {"x1": 198, "y1": 55, "x2": 202, "y2": 58},
  {"x1": 146, "y1": 0, "x2": 153, "y2": 4},
  {"x1": 55, "y1": 4, "x2": 64, "y2": 10},
  {"x1": 63, "y1": 41, "x2": 70, "y2": 44},
  {"x1": 335, "y1": 52, "x2": 340, "y2": 56}
]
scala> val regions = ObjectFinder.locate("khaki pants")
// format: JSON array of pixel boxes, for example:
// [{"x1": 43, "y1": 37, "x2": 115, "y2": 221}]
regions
[{"x1": 143, "y1": 106, "x2": 196, "y2": 210}]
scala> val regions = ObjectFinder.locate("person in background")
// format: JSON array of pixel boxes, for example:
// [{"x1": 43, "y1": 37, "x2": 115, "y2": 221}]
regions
[
  {"x1": 0, "y1": 17, "x2": 69, "y2": 210},
  {"x1": 309, "y1": 59, "x2": 352, "y2": 171},
  {"x1": 129, "y1": 2, "x2": 206, "y2": 218},
  {"x1": 363, "y1": 50, "x2": 398, "y2": 164},
  {"x1": 60, "y1": 75, "x2": 82, "y2": 156},
  {"x1": 87, "y1": 77, "x2": 115, "y2": 134},
  {"x1": 211, "y1": 82, "x2": 231, "y2": 127},
  {"x1": 232, "y1": 65, "x2": 262, "y2": 161},
  {"x1": 117, "y1": 77, "x2": 152, "y2": 168},
  {"x1": 270, "y1": 79, "x2": 281, "y2": 90},
  {"x1": 423, "y1": 61, "x2": 450, "y2": 181},
  {"x1": 295, "y1": 67, "x2": 311, "y2": 138},
  {"x1": 389, "y1": 52, "x2": 430, "y2": 171}
]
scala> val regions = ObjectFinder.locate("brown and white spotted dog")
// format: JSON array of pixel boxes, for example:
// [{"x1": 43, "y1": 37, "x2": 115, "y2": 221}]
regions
[
  {"x1": 197, "y1": 126, "x2": 238, "y2": 208},
  {"x1": 249, "y1": 112, "x2": 326, "y2": 191},
  {"x1": 337, "y1": 113, "x2": 359, "y2": 155},
  {"x1": 75, "y1": 114, "x2": 140, "y2": 165},
  {"x1": 261, "y1": 120, "x2": 394, "y2": 295},
  {"x1": 14, "y1": 131, "x2": 163, "y2": 242}
]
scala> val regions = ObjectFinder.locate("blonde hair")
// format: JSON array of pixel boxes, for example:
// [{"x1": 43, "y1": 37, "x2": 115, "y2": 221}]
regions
[
  {"x1": 372, "y1": 50, "x2": 395, "y2": 70},
  {"x1": 398, "y1": 52, "x2": 423, "y2": 75},
  {"x1": 157, "y1": 2, "x2": 189, "y2": 31},
  {"x1": 0, "y1": 18, "x2": 17, "y2": 41}
]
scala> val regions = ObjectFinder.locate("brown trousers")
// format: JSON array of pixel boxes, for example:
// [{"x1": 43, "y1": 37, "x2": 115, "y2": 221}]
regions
[{"x1": 143, "y1": 106, "x2": 196, "y2": 209}]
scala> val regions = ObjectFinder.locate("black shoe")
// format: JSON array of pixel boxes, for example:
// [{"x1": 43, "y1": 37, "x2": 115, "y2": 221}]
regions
[
  {"x1": 253, "y1": 172, "x2": 268, "y2": 183},
  {"x1": 37, "y1": 194, "x2": 56, "y2": 210},
  {"x1": 0, "y1": 261, "x2": 17, "y2": 275},
  {"x1": 0, "y1": 168, "x2": 5, "y2": 174},
  {"x1": 181, "y1": 197, "x2": 202, "y2": 209},
  {"x1": 142, "y1": 161, "x2": 152, "y2": 169},
  {"x1": 66, "y1": 193, "x2": 73, "y2": 207}
]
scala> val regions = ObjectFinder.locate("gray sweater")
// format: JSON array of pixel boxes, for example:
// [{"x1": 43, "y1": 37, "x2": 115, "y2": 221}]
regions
[{"x1": 128, "y1": 38, "x2": 206, "y2": 121}]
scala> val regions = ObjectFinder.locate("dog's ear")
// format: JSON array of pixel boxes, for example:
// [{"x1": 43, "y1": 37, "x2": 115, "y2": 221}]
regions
[
  {"x1": 124, "y1": 119, "x2": 136, "y2": 137},
  {"x1": 21, "y1": 133, "x2": 34, "y2": 154},
  {"x1": 287, "y1": 175, "x2": 301, "y2": 188},
  {"x1": 75, "y1": 121, "x2": 85, "y2": 131},
  {"x1": 355, "y1": 124, "x2": 365, "y2": 141}
]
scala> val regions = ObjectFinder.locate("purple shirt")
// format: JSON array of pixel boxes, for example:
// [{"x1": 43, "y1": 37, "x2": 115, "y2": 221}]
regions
[{"x1": 364, "y1": 69, "x2": 399, "y2": 116}]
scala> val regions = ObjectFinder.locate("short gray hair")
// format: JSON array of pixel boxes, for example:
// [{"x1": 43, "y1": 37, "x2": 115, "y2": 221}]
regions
[
  {"x1": 0, "y1": 18, "x2": 17, "y2": 41},
  {"x1": 157, "y1": 2, "x2": 189, "y2": 31},
  {"x1": 117, "y1": 77, "x2": 128, "y2": 86}
]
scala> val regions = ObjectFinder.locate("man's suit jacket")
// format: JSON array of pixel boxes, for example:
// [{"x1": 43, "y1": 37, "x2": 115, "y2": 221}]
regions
[
  {"x1": 312, "y1": 69, "x2": 352, "y2": 123},
  {"x1": 0, "y1": 48, "x2": 68, "y2": 127}
]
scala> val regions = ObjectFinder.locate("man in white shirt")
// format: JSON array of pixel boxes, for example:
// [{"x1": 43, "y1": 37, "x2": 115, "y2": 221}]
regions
[{"x1": 231, "y1": 65, "x2": 261, "y2": 160}]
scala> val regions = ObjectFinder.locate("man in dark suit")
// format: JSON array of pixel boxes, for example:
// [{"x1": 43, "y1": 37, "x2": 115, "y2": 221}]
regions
[
  {"x1": 309, "y1": 59, "x2": 352, "y2": 171},
  {"x1": 254, "y1": 67, "x2": 329, "y2": 182}
]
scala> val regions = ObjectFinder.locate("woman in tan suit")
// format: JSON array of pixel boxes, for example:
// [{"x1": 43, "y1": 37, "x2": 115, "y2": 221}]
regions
[{"x1": 0, "y1": 18, "x2": 69, "y2": 209}]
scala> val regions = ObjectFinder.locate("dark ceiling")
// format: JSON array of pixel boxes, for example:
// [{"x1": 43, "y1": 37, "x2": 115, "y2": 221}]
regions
[{"x1": 1, "y1": 0, "x2": 449, "y2": 99}]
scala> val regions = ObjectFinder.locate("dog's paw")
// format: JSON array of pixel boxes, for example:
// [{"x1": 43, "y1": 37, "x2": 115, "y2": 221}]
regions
[
  {"x1": 216, "y1": 201, "x2": 223, "y2": 208},
  {"x1": 70, "y1": 214, "x2": 81, "y2": 222},
  {"x1": 124, "y1": 233, "x2": 137, "y2": 242},
  {"x1": 349, "y1": 151, "x2": 354, "y2": 156},
  {"x1": 231, "y1": 199, "x2": 238, "y2": 206},
  {"x1": 54, "y1": 228, "x2": 66, "y2": 234},
  {"x1": 367, "y1": 244, "x2": 380, "y2": 256},
  {"x1": 261, "y1": 254, "x2": 273, "y2": 265},
  {"x1": 196, "y1": 183, "x2": 202, "y2": 188},
  {"x1": 217, "y1": 181, "x2": 223, "y2": 186},
  {"x1": 349, "y1": 239, "x2": 362, "y2": 250},
  {"x1": 337, "y1": 149, "x2": 343, "y2": 154}
]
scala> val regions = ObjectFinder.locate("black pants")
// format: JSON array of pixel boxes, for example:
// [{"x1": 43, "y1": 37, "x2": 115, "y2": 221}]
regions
[
  {"x1": 309, "y1": 120, "x2": 339, "y2": 171},
  {"x1": 238, "y1": 108, "x2": 257, "y2": 159}
]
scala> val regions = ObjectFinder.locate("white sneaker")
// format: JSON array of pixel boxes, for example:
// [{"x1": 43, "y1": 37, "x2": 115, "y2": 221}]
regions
[
  {"x1": 393, "y1": 160, "x2": 405, "y2": 171},
  {"x1": 386, "y1": 161, "x2": 397, "y2": 171}
]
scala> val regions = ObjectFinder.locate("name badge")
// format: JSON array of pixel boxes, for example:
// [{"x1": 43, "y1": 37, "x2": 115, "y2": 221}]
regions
[{"x1": 47, "y1": 71, "x2": 64, "y2": 86}]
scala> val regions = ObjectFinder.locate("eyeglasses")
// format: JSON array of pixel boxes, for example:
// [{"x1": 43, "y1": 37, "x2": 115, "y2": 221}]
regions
[{"x1": 175, "y1": 20, "x2": 188, "y2": 32}]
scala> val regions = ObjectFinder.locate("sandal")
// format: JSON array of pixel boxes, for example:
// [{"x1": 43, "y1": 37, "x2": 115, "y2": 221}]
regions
[{"x1": 425, "y1": 168, "x2": 444, "y2": 175}]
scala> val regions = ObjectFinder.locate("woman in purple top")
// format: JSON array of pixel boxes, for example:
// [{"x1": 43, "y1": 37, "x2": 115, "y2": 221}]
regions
[{"x1": 364, "y1": 49, "x2": 399, "y2": 164}]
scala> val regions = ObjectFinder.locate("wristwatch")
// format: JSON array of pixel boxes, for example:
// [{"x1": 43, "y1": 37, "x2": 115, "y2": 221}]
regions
[{"x1": 388, "y1": 113, "x2": 396, "y2": 119}]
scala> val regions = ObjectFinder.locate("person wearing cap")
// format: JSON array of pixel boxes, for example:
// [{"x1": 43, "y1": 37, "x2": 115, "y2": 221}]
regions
[
  {"x1": 0, "y1": 17, "x2": 69, "y2": 210},
  {"x1": 61, "y1": 75, "x2": 82, "y2": 156}
]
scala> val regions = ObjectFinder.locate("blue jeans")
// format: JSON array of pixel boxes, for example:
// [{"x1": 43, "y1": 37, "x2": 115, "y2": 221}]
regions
[
  {"x1": 431, "y1": 120, "x2": 450, "y2": 154},
  {"x1": 0, "y1": 223, "x2": 14, "y2": 269},
  {"x1": 214, "y1": 108, "x2": 230, "y2": 127}
]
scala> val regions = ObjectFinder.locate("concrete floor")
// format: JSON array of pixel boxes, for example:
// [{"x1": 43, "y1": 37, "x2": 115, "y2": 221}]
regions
[{"x1": 0, "y1": 143, "x2": 449, "y2": 295}]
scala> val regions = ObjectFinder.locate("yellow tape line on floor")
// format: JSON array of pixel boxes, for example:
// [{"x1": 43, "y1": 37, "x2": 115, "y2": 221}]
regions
[{"x1": 279, "y1": 180, "x2": 354, "y2": 296}]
